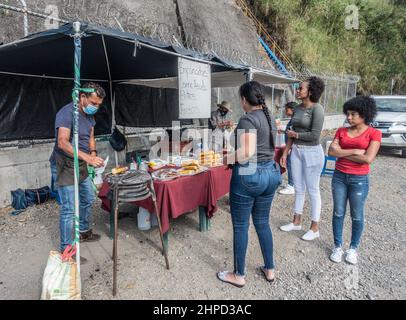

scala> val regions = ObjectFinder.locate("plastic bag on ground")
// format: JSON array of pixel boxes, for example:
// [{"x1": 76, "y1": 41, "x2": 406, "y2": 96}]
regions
[{"x1": 41, "y1": 250, "x2": 81, "y2": 300}]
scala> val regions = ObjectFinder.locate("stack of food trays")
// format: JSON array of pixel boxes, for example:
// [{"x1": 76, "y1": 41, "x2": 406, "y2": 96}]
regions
[
  {"x1": 199, "y1": 151, "x2": 223, "y2": 167},
  {"x1": 178, "y1": 160, "x2": 207, "y2": 176}
]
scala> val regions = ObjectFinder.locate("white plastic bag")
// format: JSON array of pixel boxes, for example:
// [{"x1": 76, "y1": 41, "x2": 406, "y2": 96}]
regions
[
  {"x1": 94, "y1": 156, "x2": 109, "y2": 186},
  {"x1": 41, "y1": 249, "x2": 81, "y2": 300},
  {"x1": 275, "y1": 132, "x2": 286, "y2": 148}
]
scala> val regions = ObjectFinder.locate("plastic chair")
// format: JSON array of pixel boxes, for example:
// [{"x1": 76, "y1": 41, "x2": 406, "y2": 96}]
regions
[{"x1": 321, "y1": 156, "x2": 336, "y2": 176}]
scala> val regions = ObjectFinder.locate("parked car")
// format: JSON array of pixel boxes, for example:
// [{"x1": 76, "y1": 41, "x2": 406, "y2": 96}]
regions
[{"x1": 371, "y1": 96, "x2": 406, "y2": 158}]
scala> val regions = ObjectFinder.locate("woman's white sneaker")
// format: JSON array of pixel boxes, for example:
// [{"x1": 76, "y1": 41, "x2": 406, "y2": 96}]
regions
[
  {"x1": 301, "y1": 230, "x2": 320, "y2": 241},
  {"x1": 278, "y1": 185, "x2": 295, "y2": 195},
  {"x1": 345, "y1": 249, "x2": 358, "y2": 265},
  {"x1": 330, "y1": 247, "x2": 344, "y2": 263},
  {"x1": 280, "y1": 223, "x2": 302, "y2": 232}
]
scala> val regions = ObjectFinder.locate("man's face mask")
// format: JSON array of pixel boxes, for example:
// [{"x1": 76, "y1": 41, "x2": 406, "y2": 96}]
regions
[
  {"x1": 83, "y1": 104, "x2": 98, "y2": 115},
  {"x1": 82, "y1": 97, "x2": 99, "y2": 115}
]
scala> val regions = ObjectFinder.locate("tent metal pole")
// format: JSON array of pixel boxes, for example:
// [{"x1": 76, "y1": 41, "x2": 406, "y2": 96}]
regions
[
  {"x1": 72, "y1": 21, "x2": 82, "y2": 275},
  {"x1": 112, "y1": 92, "x2": 119, "y2": 166},
  {"x1": 101, "y1": 34, "x2": 119, "y2": 167}
]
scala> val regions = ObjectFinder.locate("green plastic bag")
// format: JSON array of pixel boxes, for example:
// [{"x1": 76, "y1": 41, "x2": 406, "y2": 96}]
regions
[{"x1": 87, "y1": 165, "x2": 97, "y2": 193}]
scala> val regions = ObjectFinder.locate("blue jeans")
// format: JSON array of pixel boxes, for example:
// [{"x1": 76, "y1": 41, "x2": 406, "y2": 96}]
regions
[
  {"x1": 332, "y1": 170, "x2": 369, "y2": 249},
  {"x1": 230, "y1": 161, "x2": 282, "y2": 276},
  {"x1": 287, "y1": 153, "x2": 293, "y2": 186},
  {"x1": 50, "y1": 162, "x2": 61, "y2": 204},
  {"x1": 51, "y1": 163, "x2": 96, "y2": 252}
]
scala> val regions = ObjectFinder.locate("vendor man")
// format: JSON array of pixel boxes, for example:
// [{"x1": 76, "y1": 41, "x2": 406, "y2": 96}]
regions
[
  {"x1": 49, "y1": 82, "x2": 106, "y2": 257},
  {"x1": 209, "y1": 100, "x2": 234, "y2": 131}
]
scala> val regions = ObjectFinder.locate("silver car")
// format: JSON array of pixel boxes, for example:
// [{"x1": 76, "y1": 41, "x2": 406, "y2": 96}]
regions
[{"x1": 372, "y1": 96, "x2": 406, "y2": 158}]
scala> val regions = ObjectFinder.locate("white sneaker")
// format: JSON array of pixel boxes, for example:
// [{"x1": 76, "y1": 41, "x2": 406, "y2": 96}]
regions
[
  {"x1": 330, "y1": 247, "x2": 344, "y2": 263},
  {"x1": 301, "y1": 230, "x2": 320, "y2": 241},
  {"x1": 280, "y1": 223, "x2": 302, "y2": 232},
  {"x1": 345, "y1": 249, "x2": 358, "y2": 265},
  {"x1": 278, "y1": 185, "x2": 295, "y2": 195}
]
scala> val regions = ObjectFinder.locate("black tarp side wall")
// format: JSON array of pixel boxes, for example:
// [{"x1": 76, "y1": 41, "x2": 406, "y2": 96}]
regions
[
  {"x1": 0, "y1": 74, "x2": 112, "y2": 141},
  {"x1": 0, "y1": 75, "x2": 192, "y2": 141},
  {"x1": 114, "y1": 84, "x2": 192, "y2": 128}
]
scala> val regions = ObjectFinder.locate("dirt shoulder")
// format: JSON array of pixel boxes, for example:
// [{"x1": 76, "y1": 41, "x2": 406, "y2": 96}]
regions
[{"x1": 0, "y1": 150, "x2": 405, "y2": 300}]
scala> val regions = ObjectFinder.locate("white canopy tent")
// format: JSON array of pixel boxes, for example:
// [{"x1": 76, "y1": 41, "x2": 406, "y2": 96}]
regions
[{"x1": 119, "y1": 68, "x2": 298, "y2": 89}]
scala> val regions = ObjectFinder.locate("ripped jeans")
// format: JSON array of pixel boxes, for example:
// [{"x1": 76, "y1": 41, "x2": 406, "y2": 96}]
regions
[{"x1": 332, "y1": 170, "x2": 369, "y2": 249}]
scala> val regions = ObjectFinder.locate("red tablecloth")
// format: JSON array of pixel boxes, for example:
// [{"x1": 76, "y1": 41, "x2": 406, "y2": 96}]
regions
[
  {"x1": 98, "y1": 148, "x2": 284, "y2": 234},
  {"x1": 99, "y1": 166, "x2": 232, "y2": 234}
]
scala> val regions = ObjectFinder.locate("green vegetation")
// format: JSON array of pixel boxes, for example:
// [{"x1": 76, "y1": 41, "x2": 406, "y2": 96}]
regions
[{"x1": 249, "y1": 0, "x2": 406, "y2": 95}]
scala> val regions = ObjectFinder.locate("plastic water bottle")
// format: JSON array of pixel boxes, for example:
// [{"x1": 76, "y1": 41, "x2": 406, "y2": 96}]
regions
[
  {"x1": 275, "y1": 132, "x2": 286, "y2": 148},
  {"x1": 137, "y1": 207, "x2": 151, "y2": 231},
  {"x1": 150, "y1": 213, "x2": 158, "y2": 227},
  {"x1": 139, "y1": 161, "x2": 148, "y2": 172}
]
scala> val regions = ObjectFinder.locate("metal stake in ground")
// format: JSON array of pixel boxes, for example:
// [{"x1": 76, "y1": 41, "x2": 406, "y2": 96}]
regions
[
  {"x1": 113, "y1": 187, "x2": 119, "y2": 297},
  {"x1": 72, "y1": 21, "x2": 82, "y2": 275}
]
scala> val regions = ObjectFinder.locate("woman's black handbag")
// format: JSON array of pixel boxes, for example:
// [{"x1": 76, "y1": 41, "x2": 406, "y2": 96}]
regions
[{"x1": 109, "y1": 127, "x2": 127, "y2": 152}]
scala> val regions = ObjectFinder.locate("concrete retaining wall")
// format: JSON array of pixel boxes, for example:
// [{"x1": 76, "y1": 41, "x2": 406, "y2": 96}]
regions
[{"x1": 0, "y1": 114, "x2": 345, "y2": 208}]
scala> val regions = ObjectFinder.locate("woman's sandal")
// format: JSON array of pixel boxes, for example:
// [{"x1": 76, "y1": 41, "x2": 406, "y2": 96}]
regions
[
  {"x1": 260, "y1": 266, "x2": 275, "y2": 283},
  {"x1": 217, "y1": 271, "x2": 245, "y2": 288}
]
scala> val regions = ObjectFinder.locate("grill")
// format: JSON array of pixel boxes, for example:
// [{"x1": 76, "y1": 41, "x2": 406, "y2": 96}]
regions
[{"x1": 106, "y1": 170, "x2": 169, "y2": 296}]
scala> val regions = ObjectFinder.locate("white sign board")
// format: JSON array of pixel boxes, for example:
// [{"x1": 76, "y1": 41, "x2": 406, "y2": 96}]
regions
[{"x1": 178, "y1": 57, "x2": 211, "y2": 119}]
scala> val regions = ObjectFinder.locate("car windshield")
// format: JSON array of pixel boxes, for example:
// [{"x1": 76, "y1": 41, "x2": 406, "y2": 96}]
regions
[{"x1": 375, "y1": 98, "x2": 406, "y2": 112}]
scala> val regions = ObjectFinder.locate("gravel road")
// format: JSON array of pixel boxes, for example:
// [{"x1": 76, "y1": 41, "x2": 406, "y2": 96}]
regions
[{"x1": 0, "y1": 149, "x2": 405, "y2": 300}]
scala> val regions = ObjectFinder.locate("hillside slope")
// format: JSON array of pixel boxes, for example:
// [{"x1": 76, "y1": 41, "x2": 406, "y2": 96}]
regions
[{"x1": 248, "y1": 0, "x2": 406, "y2": 94}]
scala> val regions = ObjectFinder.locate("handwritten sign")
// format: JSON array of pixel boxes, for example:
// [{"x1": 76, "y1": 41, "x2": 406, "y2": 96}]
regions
[{"x1": 178, "y1": 57, "x2": 211, "y2": 119}]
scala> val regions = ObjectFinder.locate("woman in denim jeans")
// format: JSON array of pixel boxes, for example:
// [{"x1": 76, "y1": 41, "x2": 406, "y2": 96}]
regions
[
  {"x1": 217, "y1": 81, "x2": 281, "y2": 287},
  {"x1": 328, "y1": 96, "x2": 381, "y2": 265}
]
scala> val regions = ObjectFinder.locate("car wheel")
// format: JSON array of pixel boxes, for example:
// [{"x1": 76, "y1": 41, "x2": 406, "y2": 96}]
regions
[{"x1": 402, "y1": 149, "x2": 406, "y2": 158}]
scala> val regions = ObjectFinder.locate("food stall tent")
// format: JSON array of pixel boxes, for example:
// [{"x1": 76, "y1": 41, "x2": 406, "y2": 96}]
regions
[{"x1": 0, "y1": 22, "x2": 297, "y2": 142}]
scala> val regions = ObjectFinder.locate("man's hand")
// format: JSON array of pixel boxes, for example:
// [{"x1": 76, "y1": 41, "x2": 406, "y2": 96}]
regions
[{"x1": 87, "y1": 155, "x2": 105, "y2": 168}]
